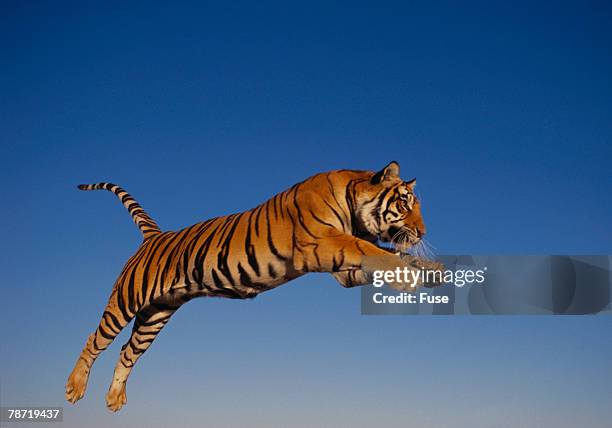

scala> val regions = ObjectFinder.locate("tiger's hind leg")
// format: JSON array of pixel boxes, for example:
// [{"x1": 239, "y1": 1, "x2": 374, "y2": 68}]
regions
[
  {"x1": 66, "y1": 294, "x2": 134, "y2": 404},
  {"x1": 105, "y1": 298, "x2": 182, "y2": 412}
]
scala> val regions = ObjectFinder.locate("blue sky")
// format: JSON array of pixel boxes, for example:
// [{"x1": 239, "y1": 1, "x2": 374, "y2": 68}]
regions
[{"x1": 1, "y1": 1, "x2": 611, "y2": 427}]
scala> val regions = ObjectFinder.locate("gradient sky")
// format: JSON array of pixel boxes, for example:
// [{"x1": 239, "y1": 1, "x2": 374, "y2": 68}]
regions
[{"x1": 1, "y1": 1, "x2": 611, "y2": 427}]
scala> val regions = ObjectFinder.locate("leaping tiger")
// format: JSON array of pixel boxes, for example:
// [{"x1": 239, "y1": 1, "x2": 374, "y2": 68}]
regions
[{"x1": 66, "y1": 161, "x2": 442, "y2": 411}]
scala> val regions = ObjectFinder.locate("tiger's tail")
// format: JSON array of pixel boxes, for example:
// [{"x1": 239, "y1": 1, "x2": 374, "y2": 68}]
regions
[{"x1": 77, "y1": 182, "x2": 161, "y2": 240}]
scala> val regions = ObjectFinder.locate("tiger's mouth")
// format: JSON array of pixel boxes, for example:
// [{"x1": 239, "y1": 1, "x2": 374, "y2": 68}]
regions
[
  {"x1": 356, "y1": 228, "x2": 417, "y2": 255},
  {"x1": 379, "y1": 226, "x2": 420, "y2": 254}
]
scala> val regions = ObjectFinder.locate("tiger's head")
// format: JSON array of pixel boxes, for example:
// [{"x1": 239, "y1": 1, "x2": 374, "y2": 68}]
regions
[{"x1": 354, "y1": 161, "x2": 426, "y2": 251}]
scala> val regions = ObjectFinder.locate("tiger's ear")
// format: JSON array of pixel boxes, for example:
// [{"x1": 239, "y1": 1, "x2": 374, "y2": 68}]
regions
[
  {"x1": 405, "y1": 178, "x2": 416, "y2": 190},
  {"x1": 371, "y1": 161, "x2": 400, "y2": 185}
]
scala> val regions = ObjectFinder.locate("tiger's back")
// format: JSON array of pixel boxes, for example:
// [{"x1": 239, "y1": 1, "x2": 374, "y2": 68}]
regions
[{"x1": 111, "y1": 169, "x2": 369, "y2": 309}]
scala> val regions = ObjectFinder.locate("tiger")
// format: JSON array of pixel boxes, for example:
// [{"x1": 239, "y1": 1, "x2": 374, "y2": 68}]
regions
[{"x1": 65, "y1": 161, "x2": 442, "y2": 411}]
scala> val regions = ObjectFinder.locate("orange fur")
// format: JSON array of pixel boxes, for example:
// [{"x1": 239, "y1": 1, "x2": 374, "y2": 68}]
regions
[{"x1": 66, "y1": 162, "x2": 432, "y2": 411}]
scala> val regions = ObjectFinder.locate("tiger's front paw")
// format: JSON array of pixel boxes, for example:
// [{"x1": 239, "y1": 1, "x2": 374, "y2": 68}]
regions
[
  {"x1": 363, "y1": 255, "x2": 445, "y2": 291},
  {"x1": 410, "y1": 259, "x2": 445, "y2": 288}
]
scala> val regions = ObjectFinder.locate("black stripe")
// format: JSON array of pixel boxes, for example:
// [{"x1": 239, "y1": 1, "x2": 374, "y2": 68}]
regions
[
  {"x1": 103, "y1": 311, "x2": 122, "y2": 333},
  {"x1": 97, "y1": 325, "x2": 115, "y2": 340},
  {"x1": 325, "y1": 174, "x2": 352, "y2": 230},
  {"x1": 309, "y1": 209, "x2": 336, "y2": 229},
  {"x1": 211, "y1": 269, "x2": 243, "y2": 298},
  {"x1": 116, "y1": 273, "x2": 133, "y2": 322},
  {"x1": 216, "y1": 214, "x2": 243, "y2": 286},
  {"x1": 291, "y1": 185, "x2": 319, "y2": 239},
  {"x1": 322, "y1": 199, "x2": 346, "y2": 231},
  {"x1": 265, "y1": 200, "x2": 288, "y2": 261},
  {"x1": 156, "y1": 227, "x2": 193, "y2": 295},
  {"x1": 267, "y1": 263, "x2": 277, "y2": 278},
  {"x1": 136, "y1": 236, "x2": 167, "y2": 308},
  {"x1": 254, "y1": 205, "x2": 263, "y2": 237},
  {"x1": 244, "y1": 211, "x2": 261, "y2": 276},
  {"x1": 125, "y1": 263, "x2": 138, "y2": 315},
  {"x1": 237, "y1": 262, "x2": 268, "y2": 290},
  {"x1": 332, "y1": 248, "x2": 345, "y2": 271}
]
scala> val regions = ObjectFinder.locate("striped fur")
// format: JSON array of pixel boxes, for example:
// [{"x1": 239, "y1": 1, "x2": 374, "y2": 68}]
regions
[
  {"x1": 66, "y1": 161, "x2": 429, "y2": 411},
  {"x1": 77, "y1": 183, "x2": 161, "y2": 239}
]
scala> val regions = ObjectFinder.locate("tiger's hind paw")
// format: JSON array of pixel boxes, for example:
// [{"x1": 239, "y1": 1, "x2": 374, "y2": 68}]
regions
[
  {"x1": 106, "y1": 383, "x2": 127, "y2": 412},
  {"x1": 65, "y1": 363, "x2": 90, "y2": 404}
]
